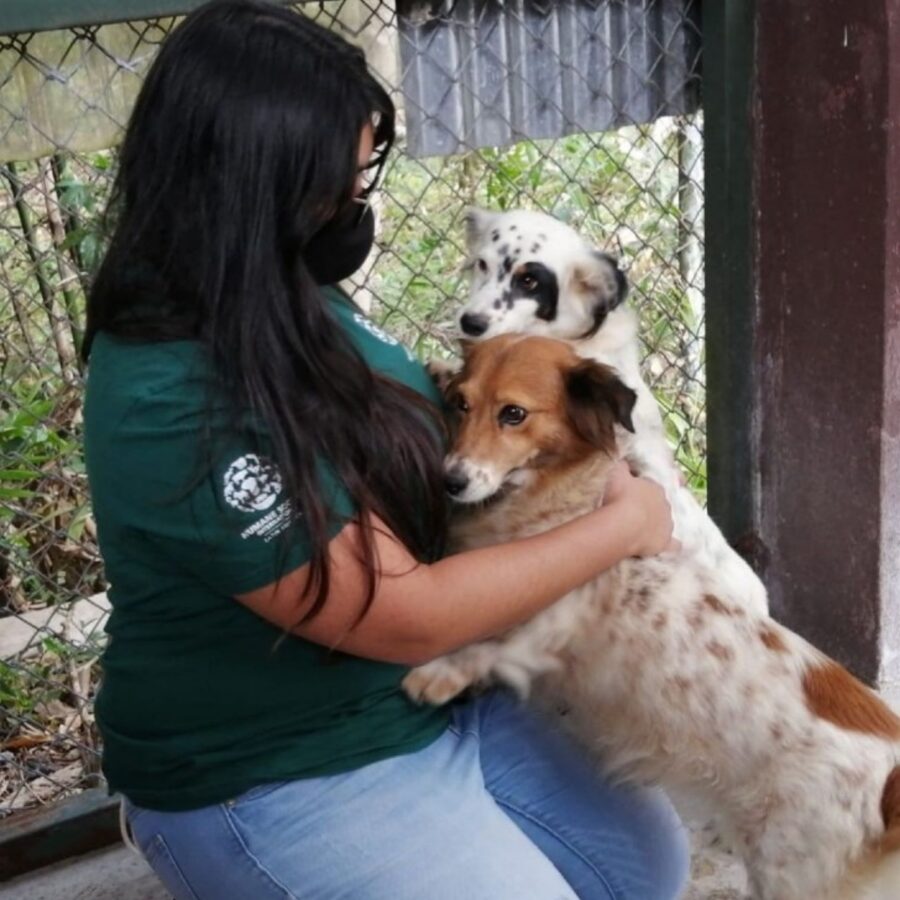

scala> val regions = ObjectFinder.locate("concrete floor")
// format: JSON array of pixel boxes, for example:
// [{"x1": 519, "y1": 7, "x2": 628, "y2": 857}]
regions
[
  {"x1": 0, "y1": 830, "x2": 748, "y2": 900},
  {"x1": 0, "y1": 845, "x2": 164, "y2": 900}
]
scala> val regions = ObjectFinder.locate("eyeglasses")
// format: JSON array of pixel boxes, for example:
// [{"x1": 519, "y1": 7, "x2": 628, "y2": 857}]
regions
[
  {"x1": 353, "y1": 144, "x2": 388, "y2": 223},
  {"x1": 358, "y1": 145, "x2": 387, "y2": 198}
]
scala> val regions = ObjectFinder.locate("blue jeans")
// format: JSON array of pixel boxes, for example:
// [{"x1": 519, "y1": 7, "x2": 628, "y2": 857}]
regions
[{"x1": 125, "y1": 692, "x2": 689, "y2": 899}]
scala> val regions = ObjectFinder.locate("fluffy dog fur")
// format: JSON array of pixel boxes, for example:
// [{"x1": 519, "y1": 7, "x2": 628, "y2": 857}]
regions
[
  {"x1": 458, "y1": 207, "x2": 767, "y2": 616},
  {"x1": 403, "y1": 335, "x2": 900, "y2": 900}
]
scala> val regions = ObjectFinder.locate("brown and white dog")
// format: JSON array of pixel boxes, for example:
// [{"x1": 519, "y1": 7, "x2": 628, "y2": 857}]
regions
[{"x1": 404, "y1": 335, "x2": 900, "y2": 900}]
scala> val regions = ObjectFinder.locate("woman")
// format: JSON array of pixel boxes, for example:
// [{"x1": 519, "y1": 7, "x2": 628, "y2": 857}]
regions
[{"x1": 83, "y1": 2, "x2": 689, "y2": 898}]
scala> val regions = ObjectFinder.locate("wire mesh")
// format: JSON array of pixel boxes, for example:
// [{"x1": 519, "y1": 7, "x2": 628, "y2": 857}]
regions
[{"x1": 0, "y1": 0, "x2": 703, "y2": 818}]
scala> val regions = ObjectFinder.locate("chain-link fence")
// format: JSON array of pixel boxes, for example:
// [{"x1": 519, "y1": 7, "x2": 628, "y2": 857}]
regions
[{"x1": 0, "y1": 0, "x2": 703, "y2": 820}]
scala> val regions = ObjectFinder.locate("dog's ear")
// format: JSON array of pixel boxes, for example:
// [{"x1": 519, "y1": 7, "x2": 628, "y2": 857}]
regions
[
  {"x1": 565, "y1": 360, "x2": 637, "y2": 448},
  {"x1": 571, "y1": 252, "x2": 629, "y2": 338},
  {"x1": 464, "y1": 207, "x2": 499, "y2": 254}
]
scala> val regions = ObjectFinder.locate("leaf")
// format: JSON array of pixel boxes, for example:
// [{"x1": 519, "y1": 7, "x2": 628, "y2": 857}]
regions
[
  {"x1": 0, "y1": 469, "x2": 36, "y2": 481},
  {"x1": 0, "y1": 486, "x2": 36, "y2": 500}
]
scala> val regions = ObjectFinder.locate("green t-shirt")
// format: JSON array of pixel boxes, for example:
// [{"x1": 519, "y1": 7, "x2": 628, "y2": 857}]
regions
[{"x1": 83, "y1": 287, "x2": 449, "y2": 811}]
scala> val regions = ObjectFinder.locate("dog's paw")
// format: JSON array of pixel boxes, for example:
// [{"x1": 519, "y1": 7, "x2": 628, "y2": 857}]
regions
[
  {"x1": 425, "y1": 358, "x2": 461, "y2": 393},
  {"x1": 402, "y1": 661, "x2": 473, "y2": 706}
]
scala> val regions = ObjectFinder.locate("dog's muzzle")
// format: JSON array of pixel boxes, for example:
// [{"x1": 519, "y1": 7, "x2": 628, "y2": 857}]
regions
[
  {"x1": 459, "y1": 313, "x2": 489, "y2": 336},
  {"x1": 444, "y1": 466, "x2": 470, "y2": 497}
]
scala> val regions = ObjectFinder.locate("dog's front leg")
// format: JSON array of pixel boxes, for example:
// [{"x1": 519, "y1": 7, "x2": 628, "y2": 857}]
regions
[
  {"x1": 402, "y1": 643, "x2": 502, "y2": 706},
  {"x1": 425, "y1": 357, "x2": 462, "y2": 393}
]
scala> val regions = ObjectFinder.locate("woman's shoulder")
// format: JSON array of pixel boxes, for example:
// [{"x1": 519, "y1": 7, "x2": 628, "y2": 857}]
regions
[
  {"x1": 84, "y1": 332, "x2": 216, "y2": 443},
  {"x1": 324, "y1": 287, "x2": 412, "y2": 355},
  {"x1": 87, "y1": 332, "x2": 209, "y2": 398},
  {"x1": 322, "y1": 287, "x2": 440, "y2": 404},
  {"x1": 89, "y1": 330, "x2": 206, "y2": 379}
]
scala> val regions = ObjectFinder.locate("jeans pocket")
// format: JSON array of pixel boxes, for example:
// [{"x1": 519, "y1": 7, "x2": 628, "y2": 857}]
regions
[
  {"x1": 142, "y1": 833, "x2": 201, "y2": 900},
  {"x1": 230, "y1": 780, "x2": 288, "y2": 807}
]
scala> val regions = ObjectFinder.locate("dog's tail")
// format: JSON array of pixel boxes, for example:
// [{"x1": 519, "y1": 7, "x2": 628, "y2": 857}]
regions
[{"x1": 845, "y1": 766, "x2": 900, "y2": 900}]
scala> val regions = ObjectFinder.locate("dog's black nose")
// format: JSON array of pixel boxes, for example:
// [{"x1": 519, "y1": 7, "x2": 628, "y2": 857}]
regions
[
  {"x1": 444, "y1": 468, "x2": 469, "y2": 497},
  {"x1": 460, "y1": 313, "x2": 489, "y2": 337}
]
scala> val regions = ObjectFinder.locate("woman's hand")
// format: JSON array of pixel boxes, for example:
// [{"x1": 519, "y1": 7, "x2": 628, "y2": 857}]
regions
[{"x1": 602, "y1": 461, "x2": 677, "y2": 558}]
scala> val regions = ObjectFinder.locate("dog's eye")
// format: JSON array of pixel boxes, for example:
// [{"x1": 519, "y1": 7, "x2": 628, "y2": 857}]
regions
[
  {"x1": 477, "y1": 258, "x2": 488, "y2": 274},
  {"x1": 498, "y1": 405, "x2": 527, "y2": 426},
  {"x1": 519, "y1": 274, "x2": 538, "y2": 292},
  {"x1": 456, "y1": 394, "x2": 470, "y2": 413}
]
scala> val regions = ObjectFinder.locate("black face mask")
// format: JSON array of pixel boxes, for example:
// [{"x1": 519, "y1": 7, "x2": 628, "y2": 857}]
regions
[{"x1": 303, "y1": 202, "x2": 376, "y2": 286}]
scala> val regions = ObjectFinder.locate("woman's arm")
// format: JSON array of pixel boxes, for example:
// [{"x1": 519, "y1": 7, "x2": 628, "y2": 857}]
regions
[{"x1": 236, "y1": 464, "x2": 672, "y2": 666}]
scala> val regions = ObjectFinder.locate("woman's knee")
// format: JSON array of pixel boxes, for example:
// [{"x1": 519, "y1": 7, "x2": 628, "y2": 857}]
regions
[
  {"x1": 631, "y1": 787, "x2": 691, "y2": 900},
  {"x1": 553, "y1": 783, "x2": 690, "y2": 900},
  {"x1": 472, "y1": 694, "x2": 691, "y2": 899}
]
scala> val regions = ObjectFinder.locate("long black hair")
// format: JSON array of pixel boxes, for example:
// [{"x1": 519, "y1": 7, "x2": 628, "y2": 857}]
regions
[{"x1": 85, "y1": 0, "x2": 448, "y2": 620}]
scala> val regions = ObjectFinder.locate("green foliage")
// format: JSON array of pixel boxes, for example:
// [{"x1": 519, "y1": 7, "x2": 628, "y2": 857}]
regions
[
  {"x1": 0, "y1": 637, "x2": 103, "y2": 738},
  {"x1": 0, "y1": 661, "x2": 43, "y2": 718},
  {"x1": 1, "y1": 378, "x2": 100, "y2": 612},
  {"x1": 53, "y1": 152, "x2": 113, "y2": 275}
]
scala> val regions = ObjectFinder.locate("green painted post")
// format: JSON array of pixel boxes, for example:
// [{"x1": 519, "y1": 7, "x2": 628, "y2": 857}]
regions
[{"x1": 702, "y1": 0, "x2": 760, "y2": 563}]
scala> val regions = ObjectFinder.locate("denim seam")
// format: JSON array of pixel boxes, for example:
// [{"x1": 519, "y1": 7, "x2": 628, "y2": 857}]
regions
[
  {"x1": 493, "y1": 795, "x2": 622, "y2": 900},
  {"x1": 219, "y1": 805, "x2": 299, "y2": 900},
  {"x1": 446, "y1": 721, "x2": 480, "y2": 740},
  {"x1": 148, "y1": 834, "x2": 202, "y2": 900}
]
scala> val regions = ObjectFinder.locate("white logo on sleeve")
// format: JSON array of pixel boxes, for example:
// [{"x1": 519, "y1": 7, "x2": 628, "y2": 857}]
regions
[
  {"x1": 353, "y1": 312, "x2": 399, "y2": 346},
  {"x1": 353, "y1": 312, "x2": 417, "y2": 362},
  {"x1": 223, "y1": 454, "x2": 283, "y2": 513}
]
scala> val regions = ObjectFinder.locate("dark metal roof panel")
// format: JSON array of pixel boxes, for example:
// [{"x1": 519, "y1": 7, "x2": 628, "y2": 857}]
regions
[{"x1": 397, "y1": 0, "x2": 701, "y2": 158}]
